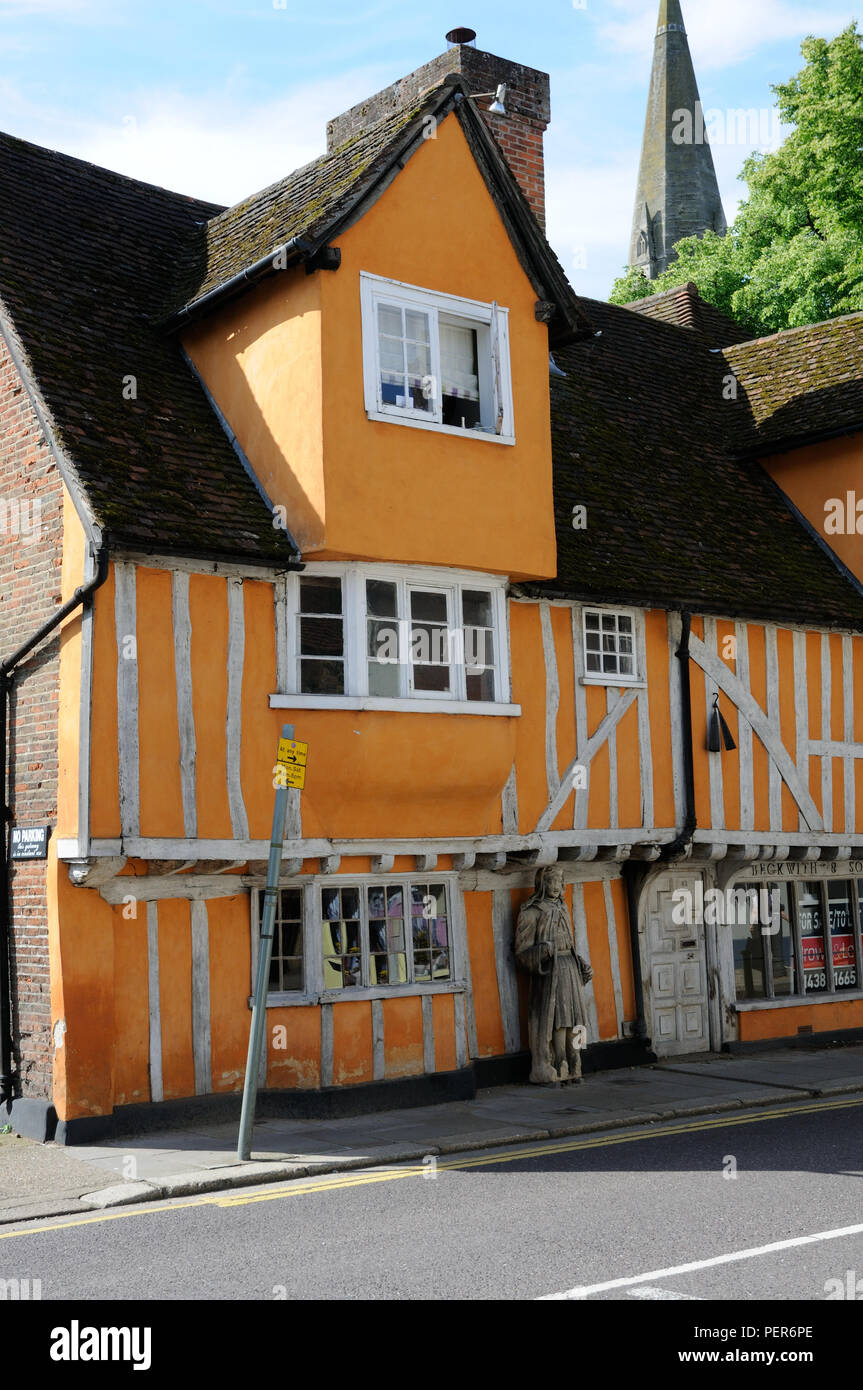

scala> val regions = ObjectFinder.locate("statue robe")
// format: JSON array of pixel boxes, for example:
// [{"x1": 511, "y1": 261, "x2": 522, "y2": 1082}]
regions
[{"x1": 514, "y1": 893, "x2": 593, "y2": 1058}]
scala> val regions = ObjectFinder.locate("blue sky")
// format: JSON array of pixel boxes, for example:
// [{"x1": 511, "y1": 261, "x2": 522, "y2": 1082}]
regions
[{"x1": 1, "y1": 0, "x2": 858, "y2": 299}]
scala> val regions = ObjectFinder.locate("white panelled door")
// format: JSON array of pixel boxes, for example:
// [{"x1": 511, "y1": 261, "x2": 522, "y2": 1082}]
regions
[{"x1": 641, "y1": 871, "x2": 710, "y2": 1056}]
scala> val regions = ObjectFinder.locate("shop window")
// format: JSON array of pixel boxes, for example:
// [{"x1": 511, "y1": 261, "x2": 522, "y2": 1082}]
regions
[
  {"x1": 253, "y1": 877, "x2": 457, "y2": 1002},
  {"x1": 321, "y1": 880, "x2": 451, "y2": 991},
  {"x1": 733, "y1": 878, "x2": 862, "y2": 1002}
]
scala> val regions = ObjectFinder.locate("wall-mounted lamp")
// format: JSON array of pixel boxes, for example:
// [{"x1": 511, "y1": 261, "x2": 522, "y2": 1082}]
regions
[
  {"x1": 468, "y1": 83, "x2": 508, "y2": 116},
  {"x1": 707, "y1": 693, "x2": 736, "y2": 752}
]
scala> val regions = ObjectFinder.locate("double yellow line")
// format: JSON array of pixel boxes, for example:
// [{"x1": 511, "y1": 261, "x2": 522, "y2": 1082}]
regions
[{"x1": 3, "y1": 1092, "x2": 862, "y2": 1240}]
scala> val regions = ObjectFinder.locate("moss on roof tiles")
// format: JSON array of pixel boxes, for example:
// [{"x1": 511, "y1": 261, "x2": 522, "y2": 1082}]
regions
[
  {"x1": 723, "y1": 313, "x2": 863, "y2": 449},
  {"x1": 184, "y1": 94, "x2": 434, "y2": 311}
]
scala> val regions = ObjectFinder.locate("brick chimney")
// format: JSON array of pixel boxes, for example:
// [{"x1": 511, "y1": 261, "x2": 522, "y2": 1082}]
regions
[{"x1": 326, "y1": 29, "x2": 550, "y2": 229}]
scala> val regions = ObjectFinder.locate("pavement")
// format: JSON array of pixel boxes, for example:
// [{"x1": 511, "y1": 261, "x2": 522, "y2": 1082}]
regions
[{"x1": 3, "y1": 1043, "x2": 863, "y2": 1227}]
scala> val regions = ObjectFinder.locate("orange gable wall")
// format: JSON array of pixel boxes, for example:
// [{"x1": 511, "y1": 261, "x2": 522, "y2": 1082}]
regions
[
  {"x1": 183, "y1": 111, "x2": 555, "y2": 579},
  {"x1": 183, "y1": 271, "x2": 325, "y2": 554},
  {"x1": 762, "y1": 433, "x2": 863, "y2": 584}
]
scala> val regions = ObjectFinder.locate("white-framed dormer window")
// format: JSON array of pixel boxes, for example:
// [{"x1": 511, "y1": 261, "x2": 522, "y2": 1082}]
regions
[
  {"x1": 271, "y1": 562, "x2": 519, "y2": 716},
  {"x1": 360, "y1": 272, "x2": 514, "y2": 444},
  {"x1": 581, "y1": 608, "x2": 640, "y2": 684}
]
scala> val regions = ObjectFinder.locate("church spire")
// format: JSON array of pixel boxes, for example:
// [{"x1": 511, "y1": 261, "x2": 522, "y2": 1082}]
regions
[{"x1": 628, "y1": 0, "x2": 726, "y2": 278}]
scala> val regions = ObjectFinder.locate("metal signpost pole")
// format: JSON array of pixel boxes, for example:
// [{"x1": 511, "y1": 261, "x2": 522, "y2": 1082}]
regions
[{"x1": 237, "y1": 723, "x2": 295, "y2": 1162}]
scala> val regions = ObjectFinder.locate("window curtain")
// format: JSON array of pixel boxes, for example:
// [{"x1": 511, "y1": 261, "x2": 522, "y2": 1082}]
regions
[
  {"x1": 378, "y1": 303, "x2": 430, "y2": 389},
  {"x1": 440, "y1": 322, "x2": 479, "y2": 401}
]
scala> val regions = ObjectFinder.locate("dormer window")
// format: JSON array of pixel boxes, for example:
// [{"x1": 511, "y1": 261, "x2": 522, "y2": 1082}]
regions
[{"x1": 360, "y1": 272, "x2": 514, "y2": 443}]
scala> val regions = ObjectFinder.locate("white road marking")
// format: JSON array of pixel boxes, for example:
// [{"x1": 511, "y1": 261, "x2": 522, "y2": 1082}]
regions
[
  {"x1": 538, "y1": 1221, "x2": 863, "y2": 1299},
  {"x1": 627, "y1": 1286, "x2": 702, "y2": 1301}
]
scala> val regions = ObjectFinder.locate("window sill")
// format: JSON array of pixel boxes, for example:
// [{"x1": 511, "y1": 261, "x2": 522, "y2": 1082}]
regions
[
  {"x1": 264, "y1": 981, "x2": 465, "y2": 1007},
  {"x1": 365, "y1": 407, "x2": 515, "y2": 446},
  {"x1": 269, "y1": 693, "x2": 521, "y2": 716},
  {"x1": 735, "y1": 989, "x2": 863, "y2": 1011},
  {"x1": 580, "y1": 676, "x2": 645, "y2": 689}
]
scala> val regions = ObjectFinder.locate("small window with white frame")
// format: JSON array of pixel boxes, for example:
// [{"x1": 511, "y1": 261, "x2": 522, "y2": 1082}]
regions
[
  {"x1": 360, "y1": 272, "x2": 514, "y2": 442},
  {"x1": 582, "y1": 608, "x2": 637, "y2": 681}
]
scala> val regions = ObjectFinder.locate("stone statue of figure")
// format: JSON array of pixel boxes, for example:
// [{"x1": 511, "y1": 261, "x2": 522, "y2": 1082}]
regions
[{"x1": 514, "y1": 865, "x2": 593, "y2": 1085}]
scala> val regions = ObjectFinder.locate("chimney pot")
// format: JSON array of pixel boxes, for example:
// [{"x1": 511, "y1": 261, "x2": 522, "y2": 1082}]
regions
[{"x1": 445, "y1": 27, "x2": 477, "y2": 46}]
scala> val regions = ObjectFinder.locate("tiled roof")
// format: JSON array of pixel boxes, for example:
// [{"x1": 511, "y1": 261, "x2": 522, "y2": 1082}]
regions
[
  {"x1": 723, "y1": 312, "x2": 863, "y2": 454},
  {"x1": 0, "y1": 131, "x2": 298, "y2": 565},
  {"x1": 530, "y1": 297, "x2": 863, "y2": 631},
  {"x1": 628, "y1": 283, "x2": 751, "y2": 347}
]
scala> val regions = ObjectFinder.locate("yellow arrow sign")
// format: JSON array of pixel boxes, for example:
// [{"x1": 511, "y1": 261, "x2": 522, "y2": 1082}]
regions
[{"x1": 276, "y1": 737, "x2": 308, "y2": 789}]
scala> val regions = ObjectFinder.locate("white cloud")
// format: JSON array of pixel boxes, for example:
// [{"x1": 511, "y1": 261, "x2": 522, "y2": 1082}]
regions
[
  {"x1": 599, "y1": 0, "x2": 854, "y2": 71},
  {"x1": 545, "y1": 153, "x2": 641, "y2": 301},
  {"x1": 0, "y1": 68, "x2": 392, "y2": 205}
]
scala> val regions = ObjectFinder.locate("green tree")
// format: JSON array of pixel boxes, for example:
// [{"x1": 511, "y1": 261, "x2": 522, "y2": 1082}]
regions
[{"x1": 609, "y1": 23, "x2": 863, "y2": 334}]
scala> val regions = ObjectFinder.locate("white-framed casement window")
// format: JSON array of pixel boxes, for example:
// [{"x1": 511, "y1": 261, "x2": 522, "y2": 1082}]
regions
[
  {"x1": 271, "y1": 562, "x2": 519, "y2": 715},
  {"x1": 360, "y1": 271, "x2": 514, "y2": 444},
  {"x1": 581, "y1": 607, "x2": 640, "y2": 684},
  {"x1": 251, "y1": 875, "x2": 463, "y2": 1004}
]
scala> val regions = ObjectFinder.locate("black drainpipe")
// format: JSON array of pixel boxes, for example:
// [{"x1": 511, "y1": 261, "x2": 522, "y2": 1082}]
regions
[
  {"x1": 0, "y1": 542, "x2": 110, "y2": 1105},
  {"x1": 661, "y1": 610, "x2": 696, "y2": 861},
  {"x1": 624, "y1": 611, "x2": 696, "y2": 1048}
]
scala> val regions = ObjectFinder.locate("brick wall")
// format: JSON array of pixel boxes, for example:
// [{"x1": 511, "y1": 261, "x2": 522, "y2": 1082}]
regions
[
  {"x1": 0, "y1": 337, "x2": 64, "y2": 1099},
  {"x1": 327, "y1": 43, "x2": 550, "y2": 229}
]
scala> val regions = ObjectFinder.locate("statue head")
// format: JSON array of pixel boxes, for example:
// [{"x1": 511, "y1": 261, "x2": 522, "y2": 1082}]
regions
[{"x1": 534, "y1": 864, "x2": 565, "y2": 900}]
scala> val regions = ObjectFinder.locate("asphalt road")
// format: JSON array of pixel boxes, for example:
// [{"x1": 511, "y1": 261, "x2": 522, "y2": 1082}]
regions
[{"x1": 2, "y1": 1095, "x2": 863, "y2": 1302}]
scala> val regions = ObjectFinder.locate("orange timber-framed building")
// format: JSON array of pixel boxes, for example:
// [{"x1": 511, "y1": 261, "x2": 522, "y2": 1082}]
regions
[{"x1": 2, "y1": 35, "x2": 863, "y2": 1142}]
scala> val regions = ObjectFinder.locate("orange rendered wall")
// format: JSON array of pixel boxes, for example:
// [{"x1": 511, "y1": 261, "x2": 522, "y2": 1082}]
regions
[
  {"x1": 763, "y1": 434, "x2": 863, "y2": 584},
  {"x1": 49, "y1": 860, "x2": 117, "y2": 1119},
  {"x1": 90, "y1": 563, "x2": 518, "y2": 843},
  {"x1": 317, "y1": 113, "x2": 555, "y2": 579},
  {"x1": 739, "y1": 998, "x2": 863, "y2": 1042},
  {"x1": 182, "y1": 271, "x2": 325, "y2": 553}
]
